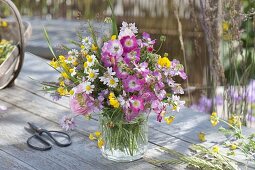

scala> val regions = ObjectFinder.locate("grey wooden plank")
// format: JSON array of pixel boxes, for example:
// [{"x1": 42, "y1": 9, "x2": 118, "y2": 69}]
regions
[
  {"x1": 0, "y1": 99, "x2": 160, "y2": 170},
  {"x1": 0, "y1": 149, "x2": 36, "y2": 170}
]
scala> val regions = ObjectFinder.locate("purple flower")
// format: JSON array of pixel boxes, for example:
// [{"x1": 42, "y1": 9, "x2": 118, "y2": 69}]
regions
[
  {"x1": 142, "y1": 32, "x2": 156, "y2": 47},
  {"x1": 129, "y1": 96, "x2": 144, "y2": 114},
  {"x1": 246, "y1": 79, "x2": 255, "y2": 103},
  {"x1": 120, "y1": 36, "x2": 138, "y2": 53},
  {"x1": 172, "y1": 85, "x2": 184, "y2": 94},
  {"x1": 101, "y1": 52, "x2": 113, "y2": 67},
  {"x1": 60, "y1": 115, "x2": 76, "y2": 131},
  {"x1": 191, "y1": 95, "x2": 212, "y2": 113},
  {"x1": 228, "y1": 87, "x2": 242, "y2": 103},
  {"x1": 123, "y1": 75, "x2": 144, "y2": 93},
  {"x1": 106, "y1": 40, "x2": 123, "y2": 57},
  {"x1": 50, "y1": 92, "x2": 61, "y2": 101},
  {"x1": 114, "y1": 64, "x2": 129, "y2": 79},
  {"x1": 134, "y1": 62, "x2": 150, "y2": 77},
  {"x1": 69, "y1": 93, "x2": 94, "y2": 115},
  {"x1": 214, "y1": 95, "x2": 224, "y2": 106},
  {"x1": 123, "y1": 49, "x2": 140, "y2": 64}
]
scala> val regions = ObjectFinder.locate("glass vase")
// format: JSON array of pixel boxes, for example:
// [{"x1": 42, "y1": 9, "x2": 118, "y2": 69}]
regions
[{"x1": 99, "y1": 114, "x2": 148, "y2": 162}]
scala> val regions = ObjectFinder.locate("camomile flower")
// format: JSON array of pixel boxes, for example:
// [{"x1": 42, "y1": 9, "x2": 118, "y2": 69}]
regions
[
  {"x1": 86, "y1": 54, "x2": 97, "y2": 66},
  {"x1": 82, "y1": 81, "x2": 95, "y2": 94},
  {"x1": 87, "y1": 69, "x2": 99, "y2": 81},
  {"x1": 99, "y1": 67, "x2": 116, "y2": 85},
  {"x1": 68, "y1": 49, "x2": 79, "y2": 57},
  {"x1": 107, "y1": 67, "x2": 116, "y2": 76},
  {"x1": 107, "y1": 76, "x2": 119, "y2": 88}
]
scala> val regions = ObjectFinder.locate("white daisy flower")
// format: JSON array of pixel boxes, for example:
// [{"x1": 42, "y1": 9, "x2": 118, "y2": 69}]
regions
[
  {"x1": 68, "y1": 49, "x2": 79, "y2": 56},
  {"x1": 99, "y1": 67, "x2": 116, "y2": 85},
  {"x1": 66, "y1": 55, "x2": 76, "y2": 64},
  {"x1": 86, "y1": 54, "x2": 97, "y2": 66},
  {"x1": 99, "y1": 75, "x2": 109, "y2": 85},
  {"x1": 107, "y1": 67, "x2": 116, "y2": 76},
  {"x1": 82, "y1": 37, "x2": 93, "y2": 50},
  {"x1": 82, "y1": 81, "x2": 94, "y2": 94},
  {"x1": 87, "y1": 69, "x2": 99, "y2": 81},
  {"x1": 107, "y1": 76, "x2": 119, "y2": 88}
]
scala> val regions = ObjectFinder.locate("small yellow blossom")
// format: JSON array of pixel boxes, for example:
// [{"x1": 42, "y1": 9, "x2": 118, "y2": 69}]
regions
[
  {"x1": 164, "y1": 116, "x2": 175, "y2": 125},
  {"x1": 210, "y1": 112, "x2": 219, "y2": 127},
  {"x1": 230, "y1": 144, "x2": 237, "y2": 150},
  {"x1": 69, "y1": 89, "x2": 74, "y2": 95},
  {"x1": 72, "y1": 60, "x2": 78, "y2": 66},
  {"x1": 158, "y1": 56, "x2": 171, "y2": 68},
  {"x1": 86, "y1": 55, "x2": 93, "y2": 63},
  {"x1": 97, "y1": 138, "x2": 104, "y2": 149},
  {"x1": 222, "y1": 21, "x2": 230, "y2": 32},
  {"x1": 84, "y1": 62, "x2": 89, "y2": 69},
  {"x1": 212, "y1": 145, "x2": 219, "y2": 153},
  {"x1": 58, "y1": 55, "x2": 66, "y2": 61},
  {"x1": 57, "y1": 87, "x2": 68, "y2": 96},
  {"x1": 228, "y1": 115, "x2": 241, "y2": 128},
  {"x1": 111, "y1": 35, "x2": 116, "y2": 40},
  {"x1": 94, "y1": 131, "x2": 101, "y2": 137},
  {"x1": 81, "y1": 45, "x2": 85, "y2": 50},
  {"x1": 89, "y1": 133, "x2": 96, "y2": 140},
  {"x1": 61, "y1": 72, "x2": 69, "y2": 79},
  {"x1": 1, "y1": 21, "x2": 8, "y2": 27},
  {"x1": 109, "y1": 92, "x2": 120, "y2": 108},
  {"x1": 59, "y1": 81, "x2": 65, "y2": 87},
  {"x1": 91, "y1": 44, "x2": 98, "y2": 51},
  {"x1": 198, "y1": 132, "x2": 206, "y2": 142},
  {"x1": 49, "y1": 59, "x2": 59, "y2": 69}
]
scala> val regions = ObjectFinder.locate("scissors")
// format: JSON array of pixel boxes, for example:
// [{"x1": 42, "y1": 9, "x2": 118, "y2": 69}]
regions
[{"x1": 25, "y1": 122, "x2": 72, "y2": 151}]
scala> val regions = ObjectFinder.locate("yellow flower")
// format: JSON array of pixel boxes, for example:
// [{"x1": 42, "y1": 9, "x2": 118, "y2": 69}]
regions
[
  {"x1": 61, "y1": 72, "x2": 69, "y2": 79},
  {"x1": 72, "y1": 60, "x2": 78, "y2": 66},
  {"x1": 164, "y1": 116, "x2": 175, "y2": 125},
  {"x1": 94, "y1": 131, "x2": 101, "y2": 137},
  {"x1": 198, "y1": 132, "x2": 206, "y2": 142},
  {"x1": 228, "y1": 115, "x2": 241, "y2": 127},
  {"x1": 1, "y1": 21, "x2": 8, "y2": 27},
  {"x1": 111, "y1": 35, "x2": 117, "y2": 40},
  {"x1": 80, "y1": 45, "x2": 85, "y2": 50},
  {"x1": 222, "y1": 21, "x2": 230, "y2": 32},
  {"x1": 230, "y1": 144, "x2": 237, "y2": 150},
  {"x1": 59, "y1": 81, "x2": 65, "y2": 87},
  {"x1": 97, "y1": 138, "x2": 104, "y2": 149},
  {"x1": 158, "y1": 56, "x2": 171, "y2": 68},
  {"x1": 91, "y1": 44, "x2": 98, "y2": 51},
  {"x1": 86, "y1": 55, "x2": 93, "y2": 63},
  {"x1": 84, "y1": 62, "x2": 89, "y2": 69},
  {"x1": 89, "y1": 133, "x2": 96, "y2": 140},
  {"x1": 210, "y1": 112, "x2": 219, "y2": 127},
  {"x1": 109, "y1": 92, "x2": 120, "y2": 108},
  {"x1": 69, "y1": 89, "x2": 74, "y2": 95},
  {"x1": 57, "y1": 87, "x2": 68, "y2": 96},
  {"x1": 69, "y1": 68, "x2": 74, "y2": 73},
  {"x1": 49, "y1": 59, "x2": 59, "y2": 69},
  {"x1": 58, "y1": 55, "x2": 66, "y2": 61},
  {"x1": 212, "y1": 145, "x2": 219, "y2": 153}
]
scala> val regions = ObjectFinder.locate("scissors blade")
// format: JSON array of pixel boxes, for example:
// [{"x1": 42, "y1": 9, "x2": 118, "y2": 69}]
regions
[{"x1": 27, "y1": 122, "x2": 42, "y2": 133}]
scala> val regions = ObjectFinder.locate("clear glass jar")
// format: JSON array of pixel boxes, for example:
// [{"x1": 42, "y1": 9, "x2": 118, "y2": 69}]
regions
[{"x1": 99, "y1": 114, "x2": 148, "y2": 162}]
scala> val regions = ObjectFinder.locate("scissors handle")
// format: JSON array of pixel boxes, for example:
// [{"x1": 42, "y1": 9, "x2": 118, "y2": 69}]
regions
[
  {"x1": 27, "y1": 134, "x2": 52, "y2": 151},
  {"x1": 45, "y1": 130, "x2": 72, "y2": 147}
]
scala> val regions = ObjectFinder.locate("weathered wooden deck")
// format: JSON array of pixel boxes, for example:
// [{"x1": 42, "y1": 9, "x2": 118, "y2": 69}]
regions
[{"x1": 0, "y1": 53, "x2": 254, "y2": 170}]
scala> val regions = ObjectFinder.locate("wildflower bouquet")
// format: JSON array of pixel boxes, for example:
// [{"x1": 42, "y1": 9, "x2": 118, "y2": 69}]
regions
[{"x1": 43, "y1": 20, "x2": 186, "y2": 161}]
